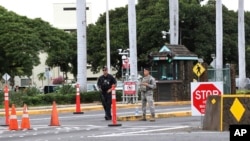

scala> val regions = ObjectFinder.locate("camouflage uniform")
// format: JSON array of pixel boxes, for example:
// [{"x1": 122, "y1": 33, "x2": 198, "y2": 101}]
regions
[{"x1": 140, "y1": 75, "x2": 156, "y2": 121}]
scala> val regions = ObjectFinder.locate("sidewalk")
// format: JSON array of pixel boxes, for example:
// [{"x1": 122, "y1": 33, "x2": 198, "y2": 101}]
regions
[{"x1": 0, "y1": 101, "x2": 191, "y2": 120}]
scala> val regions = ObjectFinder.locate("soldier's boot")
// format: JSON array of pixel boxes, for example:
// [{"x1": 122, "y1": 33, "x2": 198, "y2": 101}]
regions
[
  {"x1": 149, "y1": 114, "x2": 155, "y2": 122},
  {"x1": 140, "y1": 114, "x2": 147, "y2": 121}
]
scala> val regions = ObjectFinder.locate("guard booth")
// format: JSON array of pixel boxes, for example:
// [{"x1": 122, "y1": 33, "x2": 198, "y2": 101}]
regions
[{"x1": 150, "y1": 44, "x2": 198, "y2": 101}]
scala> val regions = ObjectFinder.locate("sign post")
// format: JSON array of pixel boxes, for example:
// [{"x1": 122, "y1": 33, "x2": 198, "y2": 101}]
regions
[
  {"x1": 124, "y1": 81, "x2": 136, "y2": 104},
  {"x1": 191, "y1": 82, "x2": 223, "y2": 116}
]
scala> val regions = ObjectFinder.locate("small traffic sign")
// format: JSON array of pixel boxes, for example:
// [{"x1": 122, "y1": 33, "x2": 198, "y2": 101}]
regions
[
  {"x1": 124, "y1": 81, "x2": 136, "y2": 95},
  {"x1": 2, "y1": 73, "x2": 10, "y2": 81},
  {"x1": 191, "y1": 82, "x2": 223, "y2": 116},
  {"x1": 193, "y1": 63, "x2": 205, "y2": 77}
]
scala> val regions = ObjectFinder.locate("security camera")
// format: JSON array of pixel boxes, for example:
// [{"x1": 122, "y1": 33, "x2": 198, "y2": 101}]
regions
[
  {"x1": 161, "y1": 31, "x2": 167, "y2": 35},
  {"x1": 118, "y1": 49, "x2": 122, "y2": 53}
]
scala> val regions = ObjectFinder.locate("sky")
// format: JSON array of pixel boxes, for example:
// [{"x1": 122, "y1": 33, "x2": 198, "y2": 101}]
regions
[{"x1": 0, "y1": 0, "x2": 249, "y2": 24}]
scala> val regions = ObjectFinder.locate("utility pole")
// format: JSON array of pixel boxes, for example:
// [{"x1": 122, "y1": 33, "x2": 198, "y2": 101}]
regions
[
  {"x1": 106, "y1": 0, "x2": 111, "y2": 73},
  {"x1": 238, "y1": 0, "x2": 246, "y2": 89},
  {"x1": 76, "y1": 0, "x2": 87, "y2": 92},
  {"x1": 169, "y1": 0, "x2": 179, "y2": 45},
  {"x1": 216, "y1": 0, "x2": 223, "y2": 70},
  {"x1": 128, "y1": 0, "x2": 138, "y2": 79}
]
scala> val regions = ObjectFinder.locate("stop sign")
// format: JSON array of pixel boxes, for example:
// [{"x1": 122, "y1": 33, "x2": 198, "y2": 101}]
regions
[{"x1": 192, "y1": 83, "x2": 222, "y2": 115}]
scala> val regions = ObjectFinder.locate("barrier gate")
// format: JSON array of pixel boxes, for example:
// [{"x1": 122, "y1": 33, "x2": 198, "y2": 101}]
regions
[{"x1": 122, "y1": 81, "x2": 138, "y2": 104}]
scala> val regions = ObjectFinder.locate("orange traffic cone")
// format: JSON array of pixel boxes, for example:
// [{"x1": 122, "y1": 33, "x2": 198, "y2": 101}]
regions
[
  {"x1": 49, "y1": 101, "x2": 60, "y2": 126},
  {"x1": 20, "y1": 104, "x2": 31, "y2": 130},
  {"x1": 9, "y1": 104, "x2": 19, "y2": 130}
]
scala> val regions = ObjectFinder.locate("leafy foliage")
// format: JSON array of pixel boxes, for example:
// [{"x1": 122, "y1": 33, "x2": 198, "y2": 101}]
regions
[
  {"x1": 1, "y1": 0, "x2": 250, "y2": 82},
  {"x1": 3, "y1": 90, "x2": 122, "y2": 107},
  {"x1": 86, "y1": 0, "x2": 250, "y2": 77},
  {"x1": 0, "y1": 6, "x2": 76, "y2": 85}
]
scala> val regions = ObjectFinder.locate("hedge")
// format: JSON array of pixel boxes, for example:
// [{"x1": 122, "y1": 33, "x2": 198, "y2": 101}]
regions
[{"x1": 0, "y1": 88, "x2": 122, "y2": 107}]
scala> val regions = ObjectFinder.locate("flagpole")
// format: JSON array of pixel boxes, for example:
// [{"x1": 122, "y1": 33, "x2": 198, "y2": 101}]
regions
[{"x1": 106, "y1": 0, "x2": 111, "y2": 73}]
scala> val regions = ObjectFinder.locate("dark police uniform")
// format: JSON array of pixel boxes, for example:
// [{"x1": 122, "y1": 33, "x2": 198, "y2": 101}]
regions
[{"x1": 97, "y1": 68, "x2": 116, "y2": 120}]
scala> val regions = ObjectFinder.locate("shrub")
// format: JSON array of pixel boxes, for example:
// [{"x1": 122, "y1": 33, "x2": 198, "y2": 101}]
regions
[
  {"x1": 9, "y1": 91, "x2": 26, "y2": 107},
  {"x1": 58, "y1": 84, "x2": 76, "y2": 95},
  {"x1": 6, "y1": 89, "x2": 123, "y2": 107},
  {"x1": 24, "y1": 87, "x2": 42, "y2": 96}
]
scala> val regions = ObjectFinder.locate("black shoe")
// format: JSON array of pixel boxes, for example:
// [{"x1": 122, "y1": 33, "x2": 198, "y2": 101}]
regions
[
  {"x1": 105, "y1": 116, "x2": 108, "y2": 120},
  {"x1": 105, "y1": 116, "x2": 112, "y2": 120}
]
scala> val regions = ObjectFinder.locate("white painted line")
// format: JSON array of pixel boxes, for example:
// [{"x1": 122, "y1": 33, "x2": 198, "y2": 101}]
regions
[{"x1": 88, "y1": 126, "x2": 190, "y2": 137}]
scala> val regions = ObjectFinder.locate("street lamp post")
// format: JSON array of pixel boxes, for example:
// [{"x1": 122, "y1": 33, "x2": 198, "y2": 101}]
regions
[{"x1": 118, "y1": 49, "x2": 131, "y2": 104}]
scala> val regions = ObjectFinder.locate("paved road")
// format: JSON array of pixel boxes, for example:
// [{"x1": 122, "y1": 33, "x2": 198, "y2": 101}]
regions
[{"x1": 0, "y1": 105, "x2": 229, "y2": 141}]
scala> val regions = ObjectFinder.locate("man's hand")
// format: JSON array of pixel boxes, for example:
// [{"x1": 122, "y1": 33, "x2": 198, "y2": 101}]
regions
[
  {"x1": 107, "y1": 89, "x2": 112, "y2": 93},
  {"x1": 140, "y1": 83, "x2": 148, "y2": 86}
]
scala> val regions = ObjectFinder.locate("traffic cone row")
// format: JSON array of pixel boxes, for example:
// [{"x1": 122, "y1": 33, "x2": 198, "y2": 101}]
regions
[
  {"x1": 8, "y1": 104, "x2": 32, "y2": 130},
  {"x1": 8, "y1": 101, "x2": 60, "y2": 131}
]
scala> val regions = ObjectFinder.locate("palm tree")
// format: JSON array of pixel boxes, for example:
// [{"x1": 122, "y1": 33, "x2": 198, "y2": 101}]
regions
[{"x1": 37, "y1": 72, "x2": 46, "y2": 87}]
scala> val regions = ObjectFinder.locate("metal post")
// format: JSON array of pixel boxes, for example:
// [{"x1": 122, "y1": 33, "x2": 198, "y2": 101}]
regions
[
  {"x1": 106, "y1": 0, "x2": 111, "y2": 72},
  {"x1": 76, "y1": 0, "x2": 87, "y2": 92},
  {"x1": 238, "y1": 0, "x2": 246, "y2": 89}
]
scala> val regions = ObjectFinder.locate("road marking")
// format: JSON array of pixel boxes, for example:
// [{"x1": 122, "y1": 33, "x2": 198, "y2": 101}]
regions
[{"x1": 88, "y1": 126, "x2": 190, "y2": 137}]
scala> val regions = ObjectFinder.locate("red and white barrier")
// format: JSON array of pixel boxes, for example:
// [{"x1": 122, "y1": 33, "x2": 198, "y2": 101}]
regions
[
  {"x1": 3, "y1": 85, "x2": 9, "y2": 126},
  {"x1": 108, "y1": 84, "x2": 122, "y2": 127},
  {"x1": 73, "y1": 84, "x2": 84, "y2": 114}
]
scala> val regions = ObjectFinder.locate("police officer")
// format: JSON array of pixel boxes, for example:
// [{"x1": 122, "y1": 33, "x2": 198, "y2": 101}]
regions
[
  {"x1": 97, "y1": 66, "x2": 117, "y2": 120},
  {"x1": 140, "y1": 67, "x2": 156, "y2": 121}
]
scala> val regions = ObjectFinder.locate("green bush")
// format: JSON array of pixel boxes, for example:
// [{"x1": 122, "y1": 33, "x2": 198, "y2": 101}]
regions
[
  {"x1": 24, "y1": 87, "x2": 42, "y2": 96},
  {"x1": 0, "y1": 91, "x2": 4, "y2": 105},
  {"x1": 236, "y1": 89, "x2": 250, "y2": 94},
  {"x1": 2, "y1": 89, "x2": 123, "y2": 107},
  {"x1": 58, "y1": 84, "x2": 76, "y2": 95},
  {"x1": 8, "y1": 91, "x2": 26, "y2": 106}
]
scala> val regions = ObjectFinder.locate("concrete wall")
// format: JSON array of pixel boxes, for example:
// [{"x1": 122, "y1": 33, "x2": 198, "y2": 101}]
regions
[{"x1": 203, "y1": 95, "x2": 250, "y2": 131}]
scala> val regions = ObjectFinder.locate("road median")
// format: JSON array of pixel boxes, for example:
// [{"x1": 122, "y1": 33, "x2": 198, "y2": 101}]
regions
[{"x1": 117, "y1": 110, "x2": 191, "y2": 121}]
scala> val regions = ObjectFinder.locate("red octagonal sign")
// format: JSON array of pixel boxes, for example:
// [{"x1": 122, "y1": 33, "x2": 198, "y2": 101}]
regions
[{"x1": 193, "y1": 83, "x2": 222, "y2": 114}]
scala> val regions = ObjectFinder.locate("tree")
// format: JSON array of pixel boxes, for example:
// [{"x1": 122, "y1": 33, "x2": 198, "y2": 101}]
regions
[
  {"x1": 0, "y1": 6, "x2": 77, "y2": 85},
  {"x1": 0, "y1": 7, "x2": 43, "y2": 87},
  {"x1": 85, "y1": 0, "x2": 250, "y2": 77},
  {"x1": 37, "y1": 72, "x2": 46, "y2": 87}
]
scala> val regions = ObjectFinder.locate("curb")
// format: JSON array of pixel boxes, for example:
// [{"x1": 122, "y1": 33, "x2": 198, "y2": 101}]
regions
[
  {"x1": 117, "y1": 111, "x2": 191, "y2": 121},
  {"x1": 0, "y1": 101, "x2": 191, "y2": 116}
]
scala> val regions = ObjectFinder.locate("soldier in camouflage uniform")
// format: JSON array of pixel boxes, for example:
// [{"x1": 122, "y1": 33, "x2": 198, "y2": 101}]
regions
[{"x1": 139, "y1": 67, "x2": 156, "y2": 122}]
